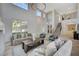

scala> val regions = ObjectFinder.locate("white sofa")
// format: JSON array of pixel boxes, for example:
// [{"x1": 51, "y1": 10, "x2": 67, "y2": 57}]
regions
[
  {"x1": 54, "y1": 40, "x2": 72, "y2": 56},
  {"x1": 27, "y1": 39, "x2": 72, "y2": 56}
]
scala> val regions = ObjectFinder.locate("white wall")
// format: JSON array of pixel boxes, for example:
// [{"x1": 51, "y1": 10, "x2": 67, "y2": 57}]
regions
[
  {"x1": 0, "y1": 4, "x2": 5, "y2": 56},
  {"x1": 0, "y1": 3, "x2": 46, "y2": 55}
]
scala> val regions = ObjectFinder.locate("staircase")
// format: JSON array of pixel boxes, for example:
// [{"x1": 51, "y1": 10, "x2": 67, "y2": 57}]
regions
[{"x1": 53, "y1": 22, "x2": 62, "y2": 37}]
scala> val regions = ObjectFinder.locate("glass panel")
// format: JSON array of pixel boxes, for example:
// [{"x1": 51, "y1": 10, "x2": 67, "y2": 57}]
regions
[
  {"x1": 13, "y1": 3, "x2": 28, "y2": 10},
  {"x1": 36, "y1": 10, "x2": 41, "y2": 16}
]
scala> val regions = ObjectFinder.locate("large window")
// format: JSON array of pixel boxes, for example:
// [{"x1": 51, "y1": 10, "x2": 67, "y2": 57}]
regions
[
  {"x1": 36, "y1": 10, "x2": 42, "y2": 16},
  {"x1": 13, "y1": 3, "x2": 28, "y2": 10},
  {"x1": 12, "y1": 20, "x2": 27, "y2": 32}
]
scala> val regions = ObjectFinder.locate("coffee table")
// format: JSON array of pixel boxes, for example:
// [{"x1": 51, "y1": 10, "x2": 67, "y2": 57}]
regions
[
  {"x1": 22, "y1": 40, "x2": 33, "y2": 53},
  {"x1": 22, "y1": 38, "x2": 44, "y2": 53}
]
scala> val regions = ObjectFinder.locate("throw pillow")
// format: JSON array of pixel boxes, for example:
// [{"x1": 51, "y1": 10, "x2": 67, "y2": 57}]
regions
[
  {"x1": 54, "y1": 38, "x2": 65, "y2": 50},
  {"x1": 45, "y1": 42, "x2": 57, "y2": 56}
]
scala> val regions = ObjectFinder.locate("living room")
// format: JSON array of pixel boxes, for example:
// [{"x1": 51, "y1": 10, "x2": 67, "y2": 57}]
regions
[{"x1": 0, "y1": 3, "x2": 79, "y2": 56}]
